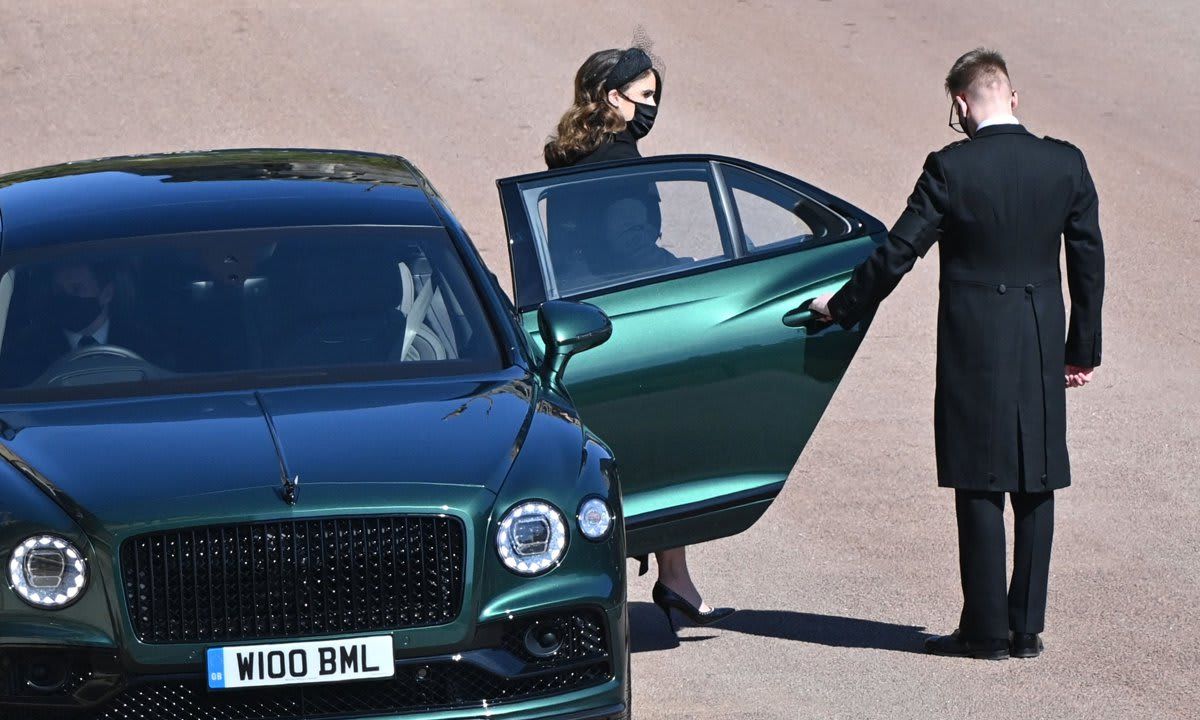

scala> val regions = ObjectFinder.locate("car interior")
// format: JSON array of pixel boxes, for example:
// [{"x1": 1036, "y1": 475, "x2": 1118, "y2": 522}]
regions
[
  {"x1": 0, "y1": 229, "x2": 501, "y2": 394},
  {"x1": 538, "y1": 173, "x2": 721, "y2": 296},
  {"x1": 529, "y1": 164, "x2": 851, "y2": 299}
]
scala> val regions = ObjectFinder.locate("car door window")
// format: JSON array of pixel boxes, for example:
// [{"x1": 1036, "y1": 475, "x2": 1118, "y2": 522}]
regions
[
  {"x1": 722, "y1": 164, "x2": 852, "y2": 253},
  {"x1": 523, "y1": 164, "x2": 730, "y2": 298}
]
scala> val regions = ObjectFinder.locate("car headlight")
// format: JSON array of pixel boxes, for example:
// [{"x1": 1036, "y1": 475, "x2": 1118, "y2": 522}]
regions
[
  {"x1": 496, "y1": 501, "x2": 567, "y2": 576},
  {"x1": 577, "y1": 497, "x2": 614, "y2": 541},
  {"x1": 8, "y1": 535, "x2": 88, "y2": 609}
]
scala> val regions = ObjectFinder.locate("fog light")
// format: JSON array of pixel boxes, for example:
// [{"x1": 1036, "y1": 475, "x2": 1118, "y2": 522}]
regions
[
  {"x1": 24, "y1": 655, "x2": 69, "y2": 693},
  {"x1": 523, "y1": 624, "x2": 562, "y2": 658}
]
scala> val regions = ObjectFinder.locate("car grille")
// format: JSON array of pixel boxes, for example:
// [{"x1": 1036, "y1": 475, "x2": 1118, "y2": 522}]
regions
[
  {"x1": 24, "y1": 662, "x2": 612, "y2": 720},
  {"x1": 7, "y1": 610, "x2": 613, "y2": 720},
  {"x1": 120, "y1": 516, "x2": 465, "y2": 643}
]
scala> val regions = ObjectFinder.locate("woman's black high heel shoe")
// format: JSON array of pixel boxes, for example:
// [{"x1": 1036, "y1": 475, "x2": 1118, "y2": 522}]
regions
[{"x1": 652, "y1": 581, "x2": 736, "y2": 634}]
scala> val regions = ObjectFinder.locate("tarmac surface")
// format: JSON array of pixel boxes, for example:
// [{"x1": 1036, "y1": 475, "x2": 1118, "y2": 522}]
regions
[{"x1": 1, "y1": 2, "x2": 1197, "y2": 718}]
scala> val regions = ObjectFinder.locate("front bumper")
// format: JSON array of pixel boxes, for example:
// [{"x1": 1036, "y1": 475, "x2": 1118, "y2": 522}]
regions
[{"x1": 0, "y1": 606, "x2": 628, "y2": 720}]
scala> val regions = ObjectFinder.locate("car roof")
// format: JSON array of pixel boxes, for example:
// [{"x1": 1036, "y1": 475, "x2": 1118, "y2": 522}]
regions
[{"x1": 0, "y1": 148, "x2": 445, "y2": 253}]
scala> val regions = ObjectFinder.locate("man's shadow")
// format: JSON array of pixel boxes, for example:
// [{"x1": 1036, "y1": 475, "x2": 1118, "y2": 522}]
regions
[{"x1": 629, "y1": 602, "x2": 933, "y2": 654}]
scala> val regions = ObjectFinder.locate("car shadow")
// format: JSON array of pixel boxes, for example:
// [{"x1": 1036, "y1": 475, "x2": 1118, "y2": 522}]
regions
[{"x1": 629, "y1": 602, "x2": 933, "y2": 654}]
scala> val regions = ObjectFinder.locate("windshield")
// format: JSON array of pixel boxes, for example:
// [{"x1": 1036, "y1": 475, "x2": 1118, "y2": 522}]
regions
[{"x1": 0, "y1": 226, "x2": 504, "y2": 401}]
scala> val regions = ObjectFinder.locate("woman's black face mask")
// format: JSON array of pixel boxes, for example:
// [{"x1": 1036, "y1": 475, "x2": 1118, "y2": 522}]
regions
[
  {"x1": 620, "y1": 94, "x2": 658, "y2": 140},
  {"x1": 49, "y1": 293, "x2": 104, "y2": 333}
]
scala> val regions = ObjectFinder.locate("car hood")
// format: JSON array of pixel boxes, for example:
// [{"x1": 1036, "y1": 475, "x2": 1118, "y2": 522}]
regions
[{"x1": 0, "y1": 371, "x2": 539, "y2": 536}]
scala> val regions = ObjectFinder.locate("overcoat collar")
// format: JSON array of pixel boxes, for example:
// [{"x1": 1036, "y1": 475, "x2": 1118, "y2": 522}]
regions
[{"x1": 972, "y1": 124, "x2": 1033, "y2": 139}]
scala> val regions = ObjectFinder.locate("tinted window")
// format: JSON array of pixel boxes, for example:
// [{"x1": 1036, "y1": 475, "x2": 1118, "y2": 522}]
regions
[
  {"x1": 0, "y1": 226, "x2": 503, "y2": 400},
  {"x1": 722, "y1": 165, "x2": 851, "y2": 253},
  {"x1": 526, "y1": 166, "x2": 730, "y2": 297}
]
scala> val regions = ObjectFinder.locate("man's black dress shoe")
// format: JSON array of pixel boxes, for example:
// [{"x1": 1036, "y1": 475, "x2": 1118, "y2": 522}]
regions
[
  {"x1": 1010, "y1": 632, "x2": 1044, "y2": 658},
  {"x1": 924, "y1": 629, "x2": 1008, "y2": 660}
]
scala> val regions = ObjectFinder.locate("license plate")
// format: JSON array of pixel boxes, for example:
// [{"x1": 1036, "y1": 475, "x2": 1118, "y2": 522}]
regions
[{"x1": 207, "y1": 635, "x2": 394, "y2": 690}]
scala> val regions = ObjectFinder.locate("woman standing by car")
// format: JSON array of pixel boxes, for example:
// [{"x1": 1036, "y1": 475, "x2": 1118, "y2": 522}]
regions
[
  {"x1": 542, "y1": 45, "x2": 735, "y2": 633},
  {"x1": 543, "y1": 47, "x2": 657, "y2": 169}
]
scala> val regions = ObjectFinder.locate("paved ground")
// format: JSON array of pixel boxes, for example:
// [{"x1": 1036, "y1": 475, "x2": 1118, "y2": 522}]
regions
[{"x1": 2, "y1": 2, "x2": 1197, "y2": 718}]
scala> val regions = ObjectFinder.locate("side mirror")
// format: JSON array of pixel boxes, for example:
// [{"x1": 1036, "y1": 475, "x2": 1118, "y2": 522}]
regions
[{"x1": 537, "y1": 300, "x2": 612, "y2": 386}]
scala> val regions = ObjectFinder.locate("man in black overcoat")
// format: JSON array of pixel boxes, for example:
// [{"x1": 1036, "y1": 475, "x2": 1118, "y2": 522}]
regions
[{"x1": 812, "y1": 48, "x2": 1105, "y2": 659}]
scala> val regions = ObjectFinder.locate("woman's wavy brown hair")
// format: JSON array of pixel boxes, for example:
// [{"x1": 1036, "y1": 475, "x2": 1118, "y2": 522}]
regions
[{"x1": 544, "y1": 49, "x2": 643, "y2": 169}]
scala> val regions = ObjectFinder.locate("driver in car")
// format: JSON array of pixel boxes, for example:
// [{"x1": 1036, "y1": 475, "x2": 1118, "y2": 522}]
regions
[
  {"x1": 0, "y1": 261, "x2": 149, "y2": 387},
  {"x1": 50, "y1": 262, "x2": 120, "y2": 351}
]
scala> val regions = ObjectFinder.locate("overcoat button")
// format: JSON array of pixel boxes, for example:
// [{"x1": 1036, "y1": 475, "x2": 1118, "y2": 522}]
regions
[
  {"x1": 1041, "y1": 474, "x2": 1048, "y2": 486},
  {"x1": 997, "y1": 284, "x2": 1007, "y2": 294},
  {"x1": 1025, "y1": 284, "x2": 1035, "y2": 294},
  {"x1": 988, "y1": 474, "x2": 997, "y2": 485}
]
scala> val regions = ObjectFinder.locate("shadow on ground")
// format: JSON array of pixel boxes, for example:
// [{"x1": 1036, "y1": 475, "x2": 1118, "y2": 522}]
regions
[{"x1": 629, "y1": 601, "x2": 933, "y2": 654}]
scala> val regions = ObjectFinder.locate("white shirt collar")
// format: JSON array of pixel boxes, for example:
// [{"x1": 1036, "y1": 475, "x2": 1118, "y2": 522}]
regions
[
  {"x1": 65, "y1": 318, "x2": 110, "y2": 349},
  {"x1": 976, "y1": 114, "x2": 1021, "y2": 131}
]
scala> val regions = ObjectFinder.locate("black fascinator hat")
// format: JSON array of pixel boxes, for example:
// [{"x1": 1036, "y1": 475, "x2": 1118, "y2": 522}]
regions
[
  {"x1": 604, "y1": 48, "x2": 653, "y2": 90},
  {"x1": 604, "y1": 27, "x2": 664, "y2": 102}
]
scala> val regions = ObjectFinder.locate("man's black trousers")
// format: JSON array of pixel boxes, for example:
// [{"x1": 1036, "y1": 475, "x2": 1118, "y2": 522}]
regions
[{"x1": 955, "y1": 490, "x2": 1055, "y2": 641}]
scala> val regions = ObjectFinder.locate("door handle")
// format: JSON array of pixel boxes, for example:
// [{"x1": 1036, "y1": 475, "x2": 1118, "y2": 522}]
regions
[
  {"x1": 782, "y1": 299, "x2": 817, "y2": 327},
  {"x1": 782, "y1": 299, "x2": 833, "y2": 331}
]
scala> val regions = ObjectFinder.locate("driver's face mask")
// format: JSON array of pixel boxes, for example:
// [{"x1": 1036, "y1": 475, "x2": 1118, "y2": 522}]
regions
[{"x1": 49, "y1": 292, "x2": 104, "y2": 333}]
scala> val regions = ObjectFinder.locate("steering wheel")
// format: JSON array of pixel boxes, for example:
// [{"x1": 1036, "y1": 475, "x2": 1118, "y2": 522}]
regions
[
  {"x1": 35, "y1": 344, "x2": 158, "y2": 388},
  {"x1": 59, "y1": 344, "x2": 145, "y2": 364}
]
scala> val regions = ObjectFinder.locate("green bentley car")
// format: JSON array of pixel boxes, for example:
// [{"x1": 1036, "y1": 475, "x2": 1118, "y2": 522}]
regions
[{"x1": 0, "y1": 149, "x2": 881, "y2": 719}]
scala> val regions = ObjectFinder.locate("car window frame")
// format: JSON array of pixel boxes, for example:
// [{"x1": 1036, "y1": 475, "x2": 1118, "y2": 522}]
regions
[
  {"x1": 719, "y1": 162, "x2": 854, "y2": 254},
  {"x1": 518, "y1": 161, "x2": 737, "y2": 301},
  {"x1": 501, "y1": 154, "x2": 877, "y2": 312}
]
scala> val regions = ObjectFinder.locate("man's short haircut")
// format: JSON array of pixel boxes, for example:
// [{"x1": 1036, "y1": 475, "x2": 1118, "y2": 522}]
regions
[{"x1": 945, "y1": 48, "x2": 1010, "y2": 96}]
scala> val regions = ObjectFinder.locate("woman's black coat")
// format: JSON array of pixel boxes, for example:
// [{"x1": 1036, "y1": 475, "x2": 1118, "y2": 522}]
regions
[{"x1": 572, "y1": 130, "x2": 640, "y2": 166}]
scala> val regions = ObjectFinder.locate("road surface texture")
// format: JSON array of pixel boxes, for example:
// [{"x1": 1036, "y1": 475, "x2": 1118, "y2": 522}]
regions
[{"x1": 1, "y1": 2, "x2": 1196, "y2": 719}]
